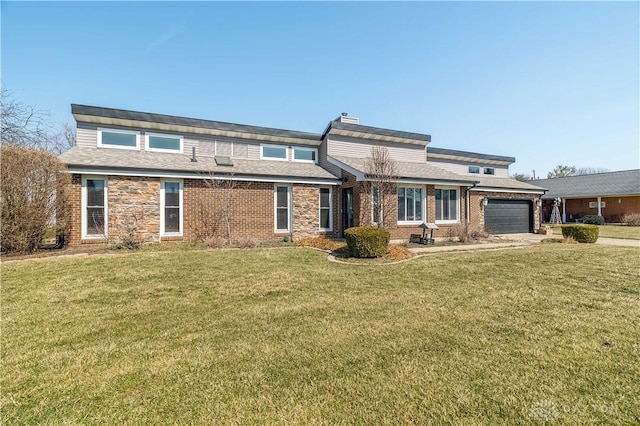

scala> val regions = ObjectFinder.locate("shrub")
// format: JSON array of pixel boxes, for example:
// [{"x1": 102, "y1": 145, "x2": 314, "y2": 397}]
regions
[
  {"x1": 561, "y1": 224, "x2": 599, "y2": 243},
  {"x1": 237, "y1": 237, "x2": 260, "y2": 248},
  {"x1": 344, "y1": 227, "x2": 390, "y2": 258},
  {"x1": 622, "y1": 213, "x2": 640, "y2": 226},
  {"x1": 582, "y1": 215, "x2": 605, "y2": 225},
  {"x1": 0, "y1": 145, "x2": 70, "y2": 253}
]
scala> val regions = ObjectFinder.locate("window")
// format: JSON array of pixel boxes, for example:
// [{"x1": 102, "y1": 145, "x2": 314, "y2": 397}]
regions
[
  {"x1": 274, "y1": 185, "x2": 291, "y2": 232},
  {"x1": 293, "y1": 147, "x2": 317, "y2": 163},
  {"x1": 483, "y1": 167, "x2": 495, "y2": 175},
  {"x1": 371, "y1": 186, "x2": 381, "y2": 225},
  {"x1": 98, "y1": 128, "x2": 139, "y2": 149},
  {"x1": 398, "y1": 186, "x2": 423, "y2": 223},
  {"x1": 468, "y1": 166, "x2": 480, "y2": 174},
  {"x1": 435, "y1": 188, "x2": 459, "y2": 222},
  {"x1": 589, "y1": 201, "x2": 606, "y2": 208},
  {"x1": 146, "y1": 133, "x2": 182, "y2": 153},
  {"x1": 261, "y1": 144, "x2": 287, "y2": 160},
  {"x1": 161, "y1": 181, "x2": 183, "y2": 235},
  {"x1": 82, "y1": 177, "x2": 107, "y2": 238},
  {"x1": 319, "y1": 187, "x2": 332, "y2": 230}
]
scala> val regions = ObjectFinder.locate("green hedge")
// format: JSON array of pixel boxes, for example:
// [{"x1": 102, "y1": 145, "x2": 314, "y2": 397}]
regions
[
  {"x1": 582, "y1": 215, "x2": 605, "y2": 225},
  {"x1": 344, "y1": 227, "x2": 390, "y2": 258},
  {"x1": 561, "y1": 224, "x2": 599, "y2": 243}
]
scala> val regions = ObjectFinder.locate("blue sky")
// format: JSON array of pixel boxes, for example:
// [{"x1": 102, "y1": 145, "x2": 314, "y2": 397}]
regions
[{"x1": 2, "y1": 1, "x2": 638, "y2": 177}]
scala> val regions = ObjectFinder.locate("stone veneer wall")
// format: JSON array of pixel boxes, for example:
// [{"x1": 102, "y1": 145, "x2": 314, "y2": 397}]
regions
[{"x1": 108, "y1": 177, "x2": 161, "y2": 242}]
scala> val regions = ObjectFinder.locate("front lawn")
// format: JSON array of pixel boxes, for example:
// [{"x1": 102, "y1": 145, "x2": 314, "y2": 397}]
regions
[
  {"x1": 2, "y1": 246, "x2": 639, "y2": 424},
  {"x1": 552, "y1": 224, "x2": 640, "y2": 240}
]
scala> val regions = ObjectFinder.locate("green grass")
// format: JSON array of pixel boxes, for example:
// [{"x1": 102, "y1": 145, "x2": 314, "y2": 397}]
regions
[
  {"x1": 2, "y1": 246, "x2": 639, "y2": 424},
  {"x1": 552, "y1": 224, "x2": 640, "y2": 240}
]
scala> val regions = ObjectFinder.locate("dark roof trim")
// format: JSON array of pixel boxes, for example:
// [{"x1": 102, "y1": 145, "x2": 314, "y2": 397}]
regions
[
  {"x1": 428, "y1": 147, "x2": 515, "y2": 163},
  {"x1": 71, "y1": 104, "x2": 323, "y2": 142},
  {"x1": 323, "y1": 120, "x2": 431, "y2": 143}
]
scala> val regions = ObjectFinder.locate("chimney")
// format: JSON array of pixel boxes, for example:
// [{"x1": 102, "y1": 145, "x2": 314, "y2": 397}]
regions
[{"x1": 339, "y1": 112, "x2": 360, "y2": 125}]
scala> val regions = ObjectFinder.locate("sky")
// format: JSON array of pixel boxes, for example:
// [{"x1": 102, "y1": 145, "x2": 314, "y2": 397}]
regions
[{"x1": 2, "y1": 1, "x2": 638, "y2": 177}]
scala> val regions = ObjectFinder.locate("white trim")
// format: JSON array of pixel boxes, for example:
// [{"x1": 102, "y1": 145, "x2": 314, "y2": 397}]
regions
[
  {"x1": 395, "y1": 178, "x2": 477, "y2": 186},
  {"x1": 81, "y1": 176, "x2": 108, "y2": 239},
  {"x1": 145, "y1": 132, "x2": 184, "y2": 154},
  {"x1": 97, "y1": 128, "x2": 140, "y2": 150},
  {"x1": 66, "y1": 168, "x2": 341, "y2": 185},
  {"x1": 472, "y1": 187, "x2": 545, "y2": 195},
  {"x1": 319, "y1": 186, "x2": 332, "y2": 231},
  {"x1": 397, "y1": 185, "x2": 426, "y2": 225},
  {"x1": 435, "y1": 186, "x2": 460, "y2": 224},
  {"x1": 274, "y1": 184, "x2": 292, "y2": 233},
  {"x1": 261, "y1": 144, "x2": 288, "y2": 161},
  {"x1": 293, "y1": 146, "x2": 318, "y2": 164},
  {"x1": 160, "y1": 179, "x2": 183, "y2": 237}
]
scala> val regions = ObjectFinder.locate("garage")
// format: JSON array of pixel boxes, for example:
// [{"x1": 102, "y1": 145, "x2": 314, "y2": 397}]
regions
[{"x1": 484, "y1": 199, "x2": 533, "y2": 234}]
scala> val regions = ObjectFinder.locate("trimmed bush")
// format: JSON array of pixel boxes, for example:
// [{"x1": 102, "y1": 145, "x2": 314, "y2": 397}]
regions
[
  {"x1": 582, "y1": 215, "x2": 605, "y2": 225},
  {"x1": 344, "y1": 227, "x2": 390, "y2": 258},
  {"x1": 561, "y1": 224, "x2": 599, "y2": 243}
]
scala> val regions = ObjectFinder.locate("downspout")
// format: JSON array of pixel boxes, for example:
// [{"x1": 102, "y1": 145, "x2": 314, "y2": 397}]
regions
[{"x1": 467, "y1": 183, "x2": 476, "y2": 225}]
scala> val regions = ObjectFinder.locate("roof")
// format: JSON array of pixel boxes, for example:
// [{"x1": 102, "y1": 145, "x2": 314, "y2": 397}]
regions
[
  {"x1": 427, "y1": 147, "x2": 515, "y2": 165},
  {"x1": 324, "y1": 120, "x2": 431, "y2": 146},
  {"x1": 330, "y1": 156, "x2": 478, "y2": 185},
  {"x1": 536, "y1": 169, "x2": 640, "y2": 199},
  {"x1": 474, "y1": 176, "x2": 546, "y2": 192},
  {"x1": 72, "y1": 104, "x2": 323, "y2": 146},
  {"x1": 60, "y1": 147, "x2": 340, "y2": 182}
]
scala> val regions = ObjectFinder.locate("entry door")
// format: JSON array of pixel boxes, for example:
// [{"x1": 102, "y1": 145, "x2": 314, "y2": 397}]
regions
[{"x1": 342, "y1": 188, "x2": 354, "y2": 236}]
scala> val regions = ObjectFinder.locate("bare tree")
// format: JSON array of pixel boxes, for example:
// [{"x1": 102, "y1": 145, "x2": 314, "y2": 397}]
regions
[
  {"x1": 575, "y1": 167, "x2": 609, "y2": 176},
  {"x1": 511, "y1": 173, "x2": 532, "y2": 182},
  {"x1": 190, "y1": 171, "x2": 247, "y2": 244},
  {"x1": 1, "y1": 87, "x2": 53, "y2": 148},
  {"x1": 362, "y1": 146, "x2": 397, "y2": 229}
]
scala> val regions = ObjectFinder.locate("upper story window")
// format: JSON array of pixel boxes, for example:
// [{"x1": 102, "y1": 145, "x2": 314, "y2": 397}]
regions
[
  {"x1": 468, "y1": 166, "x2": 480, "y2": 174},
  {"x1": 146, "y1": 133, "x2": 183, "y2": 153},
  {"x1": 483, "y1": 167, "x2": 495, "y2": 175},
  {"x1": 293, "y1": 147, "x2": 317, "y2": 163},
  {"x1": 261, "y1": 144, "x2": 318, "y2": 163},
  {"x1": 261, "y1": 144, "x2": 288, "y2": 161},
  {"x1": 98, "y1": 128, "x2": 140, "y2": 150}
]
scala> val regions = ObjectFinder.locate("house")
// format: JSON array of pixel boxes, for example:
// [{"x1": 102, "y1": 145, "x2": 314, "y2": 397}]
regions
[
  {"x1": 536, "y1": 170, "x2": 640, "y2": 223},
  {"x1": 59, "y1": 105, "x2": 545, "y2": 246}
]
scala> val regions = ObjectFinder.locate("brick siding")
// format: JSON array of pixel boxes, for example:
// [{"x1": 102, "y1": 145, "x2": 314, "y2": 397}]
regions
[{"x1": 542, "y1": 195, "x2": 640, "y2": 223}]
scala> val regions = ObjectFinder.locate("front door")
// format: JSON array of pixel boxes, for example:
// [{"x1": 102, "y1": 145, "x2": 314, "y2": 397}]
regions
[{"x1": 342, "y1": 188, "x2": 354, "y2": 236}]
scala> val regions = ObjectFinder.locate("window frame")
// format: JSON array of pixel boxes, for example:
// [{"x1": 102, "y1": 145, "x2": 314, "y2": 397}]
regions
[
  {"x1": 468, "y1": 165, "x2": 480, "y2": 174},
  {"x1": 371, "y1": 185, "x2": 382, "y2": 226},
  {"x1": 397, "y1": 185, "x2": 425, "y2": 225},
  {"x1": 97, "y1": 128, "x2": 140, "y2": 150},
  {"x1": 160, "y1": 180, "x2": 184, "y2": 237},
  {"x1": 261, "y1": 144, "x2": 288, "y2": 161},
  {"x1": 435, "y1": 186, "x2": 460, "y2": 224},
  {"x1": 319, "y1": 187, "x2": 332, "y2": 231},
  {"x1": 145, "y1": 132, "x2": 184, "y2": 153},
  {"x1": 293, "y1": 147, "x2": 318, "y2": 164},
  {"x1": 274, "y1": 184, "x2": 292, "y2": 233},
  {"x1": 483, "y1": 167, "x2": 495, "y2": 175},
  {"x1": 81, "y1": 176, "x2": 108, "y2": 239}
]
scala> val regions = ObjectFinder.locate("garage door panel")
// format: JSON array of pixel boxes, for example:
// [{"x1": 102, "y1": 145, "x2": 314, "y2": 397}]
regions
[{"x1": 484, "y1": 199, "x2": 532, "y2": 234}]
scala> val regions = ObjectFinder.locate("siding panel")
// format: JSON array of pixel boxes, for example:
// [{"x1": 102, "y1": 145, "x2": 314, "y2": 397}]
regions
[
  {"x1": 427, "y1": 158, "x2": 509, "y2": 178},
  {"x1": 327, "y1": 136, "x2": 425, "y2": 163}
]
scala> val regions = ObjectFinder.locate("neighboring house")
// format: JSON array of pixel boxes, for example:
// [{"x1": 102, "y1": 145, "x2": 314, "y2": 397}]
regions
[
  {"x1": 59, "y1": 105, "x2": 545, "y2": 246},
  {"x1": 536, "y1": 170, "x2": 640, "y2": 223}
]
